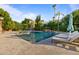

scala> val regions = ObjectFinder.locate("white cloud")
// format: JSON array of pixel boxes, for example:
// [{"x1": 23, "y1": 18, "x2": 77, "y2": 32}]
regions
[
  {"x1": 0, "y1": 4, "x2": 37, "y2": 22},
  {"x1": 22, "y1": 13, "x2": 37, "y2": 20},
  {"x1": 69, "y1": 4, "x2": 79, "y2": 12}
]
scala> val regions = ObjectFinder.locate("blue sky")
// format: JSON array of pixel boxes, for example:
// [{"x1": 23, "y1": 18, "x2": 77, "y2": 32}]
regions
[{"x1": 0, "y1": 4, "x2": 79, "y2": 22}]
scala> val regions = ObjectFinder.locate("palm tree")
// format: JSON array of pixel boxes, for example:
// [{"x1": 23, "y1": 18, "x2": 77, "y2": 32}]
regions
[
  {"x1": 56, "y1": 11, "x2": 64, "y2": 31},
  {"x1": 52, "y1": 4, "x2": 56, "y2": 20},
  {"x1": 35, "y1": 15, "x2": 44, "y2": 30}
]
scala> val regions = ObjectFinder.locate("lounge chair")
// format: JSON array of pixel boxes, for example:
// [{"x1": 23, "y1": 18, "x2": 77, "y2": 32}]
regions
[
  {"x1": 19, "y1": 30, "x2": 31, "y2": 35},
  {"x1": 52, "y1": 31, "x2": 79, "y2": 45}
]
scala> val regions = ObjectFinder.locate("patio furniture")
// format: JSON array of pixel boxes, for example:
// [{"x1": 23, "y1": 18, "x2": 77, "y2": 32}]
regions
[
  {"x1": 52, "y1": 31, "x2": 79, "y2": 46},
  {"x1": 19, "y1": 30, "x2": 31, "y2": 35}
]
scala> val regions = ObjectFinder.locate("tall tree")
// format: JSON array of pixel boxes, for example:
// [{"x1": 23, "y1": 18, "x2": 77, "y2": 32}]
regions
[
  {"x1": 47, "y1": 20, "x2": 58, "y2": 30},
  {"x1": 2, "y1": 11, "x2": 13, "y2": 31},
  {"x1": 0, "y1": 8, "x2": 4, "y2": 16},
  {"x1": 56, "y1": 11, "x2": 64, "y2": 31},
  {"x1": 52, "y1": 4, "x2": 56, "y2": 20},
  {"x1": 34, "y1": 15, "x2": 44, "y2": 30},
  {"x1": 72, "y1": 9, "x2": 79, "y2": 30},
  {"x1": 12, "y1": 21, "x2": 22, "y2": 31},
  {"x1": 0, "y1": 8, "x2": 14, "y2": 31},
  {"x1": 21, "y1": 18, "x2": 32, "y2": 30}
]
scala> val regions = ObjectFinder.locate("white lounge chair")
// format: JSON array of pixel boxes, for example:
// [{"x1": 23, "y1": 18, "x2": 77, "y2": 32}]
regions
[{"x1": 52, "y1": 31, "x2": 79, "y2": 44}]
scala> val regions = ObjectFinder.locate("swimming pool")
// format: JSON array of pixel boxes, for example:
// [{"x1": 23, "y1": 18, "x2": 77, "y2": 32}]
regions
[{"x1": 23, "y1": 31, "x2": 58, "y2": 42}]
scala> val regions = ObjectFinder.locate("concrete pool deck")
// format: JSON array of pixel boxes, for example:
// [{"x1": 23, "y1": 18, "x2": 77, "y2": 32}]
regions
[{"x1": 0, "y1": 31, "x2": 79, "y2": 55}]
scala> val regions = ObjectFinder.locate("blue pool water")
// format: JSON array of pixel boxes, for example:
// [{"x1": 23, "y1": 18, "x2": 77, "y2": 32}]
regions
[{"x1": 24, "y1": 31, "x2": 57, "y2": 42}]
